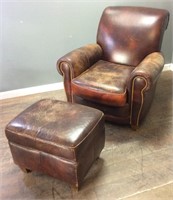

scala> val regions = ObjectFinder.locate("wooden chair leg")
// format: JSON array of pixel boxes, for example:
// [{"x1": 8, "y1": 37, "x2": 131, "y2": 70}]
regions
[{"x1": 19, "y1": 166, "x2": 32, "y2": 173}]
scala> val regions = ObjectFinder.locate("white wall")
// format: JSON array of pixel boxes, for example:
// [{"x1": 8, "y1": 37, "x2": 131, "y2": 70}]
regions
[{"x1": 0, "y1": 0, "x2": 172, "y2": 92}]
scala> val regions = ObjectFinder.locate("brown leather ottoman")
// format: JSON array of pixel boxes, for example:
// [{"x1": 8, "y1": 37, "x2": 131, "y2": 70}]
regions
[{"x1": 5, "y1": 99, "x2": 105, "y2": 189}]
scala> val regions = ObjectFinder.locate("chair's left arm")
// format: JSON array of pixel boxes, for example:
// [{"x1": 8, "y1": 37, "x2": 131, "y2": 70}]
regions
[
  {"x1": 56, "y1": 44, "x2": 103, "y2": 102},
  {"x1": 127, "y1": 52, "x2": 164, "y2": 129}
]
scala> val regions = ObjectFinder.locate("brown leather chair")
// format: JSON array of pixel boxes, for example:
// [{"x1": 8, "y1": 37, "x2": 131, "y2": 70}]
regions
[{"x1": 56, "y1": 6, "x2": 169, "y2": 129}]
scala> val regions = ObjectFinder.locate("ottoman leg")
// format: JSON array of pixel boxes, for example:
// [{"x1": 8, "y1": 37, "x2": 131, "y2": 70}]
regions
[{"x1": 19, "y1": 167, "x2": 32, "y2": 173}]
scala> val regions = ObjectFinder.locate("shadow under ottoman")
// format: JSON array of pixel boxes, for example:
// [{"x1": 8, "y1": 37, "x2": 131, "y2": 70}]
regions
[{"x1": 5, "y1": 99, "x2": 105, "y2": 189}]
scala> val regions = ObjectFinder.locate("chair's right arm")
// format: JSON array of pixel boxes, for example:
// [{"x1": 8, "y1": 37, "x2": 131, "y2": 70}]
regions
[
  {"x1": 56, "y1": 44, "x2": 103, "y2": 102},
  {"x1": 127, "y1": 52, "x2": 164, "y2": 129}
]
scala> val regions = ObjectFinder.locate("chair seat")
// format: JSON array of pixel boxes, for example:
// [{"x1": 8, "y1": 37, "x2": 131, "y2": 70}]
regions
[{"x1": 72, "y1": 60, "x2": 135, "y2": 106}]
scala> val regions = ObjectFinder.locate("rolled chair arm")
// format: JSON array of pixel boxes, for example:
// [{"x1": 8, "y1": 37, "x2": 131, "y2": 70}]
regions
[
  {"x1": 128, "y1": 52, "x2": 164, "y2": 129},
  {"x1": 56, "y1": 44, "x2": 103, "y2": 102},
  {"x1": 129, "y1": 52, "x2": 164, "y2": 90},
  {"x1": 56, "y1": 44, "x2": 103, "y2": 78}
]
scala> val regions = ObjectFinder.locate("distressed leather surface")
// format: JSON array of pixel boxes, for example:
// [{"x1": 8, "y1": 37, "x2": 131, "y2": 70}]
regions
[
  {"x1": 128, "y1": 52, "x2": 165, "y2": 127},
  {"x1": 57, "y1": 44, "x2": 103, "y2": 78},
  {"x1": 5, "y1": 99, "x2": 105, "y2": 188},
  {"x1": 5, "y1": 99, "x2": 104, "y2": 161},
  {"x1": 72, "y1": 60, "x2": 135, "y2": 106},
  {"x1": 56, "y1": 6, "x2": 169, "y2": 128},
  {"x1": 128, "y1": 52, "x2": 164, "y2": 90},
  {"x1": 56, "y1": 44, "x2": 103, "y2": 102},
  {"x1": 97, "y1": 6, "x2": 169, "y2": 66}
]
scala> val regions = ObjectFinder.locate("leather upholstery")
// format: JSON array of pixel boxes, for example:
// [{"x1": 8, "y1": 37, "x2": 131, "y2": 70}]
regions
[
  {"x1": 56, "y1": 6, "x2": 169, "y2": 129},
  {"x1": 57, "y1": 44, "x2": 103, "y2": 102},
  {"x1": 5, "y1": 99, "x2": 105, "y2": 188},
  {"x1": 97, "y1": 6, "x2": 169, "y2": 66},
  {"x1": 72, "y1": 60, "x2": 135, "y2": 106}
]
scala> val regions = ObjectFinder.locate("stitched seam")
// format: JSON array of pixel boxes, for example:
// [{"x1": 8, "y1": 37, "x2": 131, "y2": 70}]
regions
[
  {"x1": 130, "y1": 76, "x2": 148, "y2": 126},
  {"x1": 74, "y1": 164, "x2": 79, "y2": 188},
  {"x1": 59, "y1": 61, "x2": 74, "y2": 102},
  {"x1": 9, "y1": 141, "x2": 77, "y2": 164},
  {"x1": 6, "y1": 128, "x2": 70, "y2": 150},
  {"x1": 6, "y1": 113, "x2": 104, "y2": 150},
  {"x1": 72, "y1": 81, "x2": 127, "y2": 96},
  {"x1": 6, "y1": 129, "x2": 79, "y2": 162},
  {"x1": 73, "y1": 113, "x2": 104, "y2": 148}
]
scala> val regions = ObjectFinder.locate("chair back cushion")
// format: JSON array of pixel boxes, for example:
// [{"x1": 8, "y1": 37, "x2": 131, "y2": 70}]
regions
[{"x1": 97, "y1": 6, "x2": 169, "y2": 66}]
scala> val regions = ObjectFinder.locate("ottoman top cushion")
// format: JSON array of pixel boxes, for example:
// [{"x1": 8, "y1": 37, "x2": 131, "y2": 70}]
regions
[{"x1": 5, "y1": 99, "x2": 104, "y2": 161}]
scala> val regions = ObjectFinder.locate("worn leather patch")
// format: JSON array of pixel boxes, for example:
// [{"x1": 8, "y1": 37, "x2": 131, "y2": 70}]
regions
[{"x1": 72, "y1": 60, "x2": 134, "y2": 106}]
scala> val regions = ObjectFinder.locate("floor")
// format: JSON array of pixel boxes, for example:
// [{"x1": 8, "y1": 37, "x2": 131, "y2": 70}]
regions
[{"x1": 0, "y1": 70, "x2": 173, "y2": 200}]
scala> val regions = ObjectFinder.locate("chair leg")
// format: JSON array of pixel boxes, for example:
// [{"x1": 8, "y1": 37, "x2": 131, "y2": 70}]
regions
[{"x1": 131, "y1": 124, "x2": 138, "y2": 130}]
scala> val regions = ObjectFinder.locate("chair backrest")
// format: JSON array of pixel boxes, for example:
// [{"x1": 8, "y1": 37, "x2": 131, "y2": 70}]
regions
[{"x1": 97, "y1": 6, "x2": 169, "y2": 66}]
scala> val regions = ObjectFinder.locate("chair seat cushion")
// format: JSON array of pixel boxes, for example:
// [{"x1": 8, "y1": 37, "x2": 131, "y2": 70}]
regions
[{"x1": 72, "y1": 60, "x2": 135, "y2": 106}]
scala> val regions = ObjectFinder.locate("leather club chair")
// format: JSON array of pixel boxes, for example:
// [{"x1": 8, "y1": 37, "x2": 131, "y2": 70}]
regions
[{"x1": 56, "y1": 6, "x2": 169, "y2": 129}]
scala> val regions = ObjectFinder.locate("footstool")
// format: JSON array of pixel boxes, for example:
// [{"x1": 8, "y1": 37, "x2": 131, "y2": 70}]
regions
[{"x1": 5, "y1": 99, "x2": 105, "y2": 189}]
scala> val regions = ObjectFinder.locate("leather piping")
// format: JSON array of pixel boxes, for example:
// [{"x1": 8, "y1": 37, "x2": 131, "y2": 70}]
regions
[
  {"x1": 59, "y1": 61, "x2": 74, "y2": 102},
  {"x1": 130, "y1": 76, "x2": 148, "y2": 127},
  {"x1": 6, "y1": 113, "x2": 104, "y2": 150},
  {"x1": 72, "y1": 81, "x2": 127, "y2": 95},
  {"x1": 72, "y1": 82, "x2": 126, "y2": 106}
]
